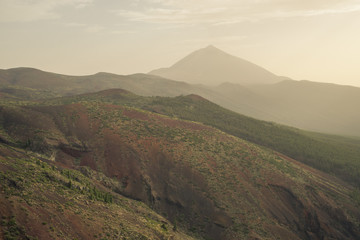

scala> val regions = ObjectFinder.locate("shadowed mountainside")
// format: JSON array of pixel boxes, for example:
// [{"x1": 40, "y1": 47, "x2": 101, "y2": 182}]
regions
[{"x1": 1, "y1": 90, "x2": 360, "y2": 239}]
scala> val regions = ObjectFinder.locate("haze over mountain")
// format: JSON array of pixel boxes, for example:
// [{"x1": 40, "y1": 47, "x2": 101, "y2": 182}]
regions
[
  {"x1": 148, "y1": 46, "x2": 360, "y2": 137},
  {"x1": 1, "y1": 66, "x2": 360, "y2": 238},
  {"x1": 2, "y1": 1, "x2": 360, "y2": 239},
  {"x1": 212, "y1": 80, "x2": 360, "y2": 137},
  {"x1": 150, "y1": 45, "x2": 287, "y2": 86},
  {"x1": 1, "y1": 66, "x2": 360, "y2": 137}
]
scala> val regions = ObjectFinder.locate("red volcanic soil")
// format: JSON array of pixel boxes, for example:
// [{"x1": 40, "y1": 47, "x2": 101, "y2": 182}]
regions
[
  {"x1": 122, "y1": 107, "x2": 212, "y2": 131},
  {"x1": 122, "y1": 108, "x2": 151, "y2": 121},
  {"x1": 0, "y1": 143, "x2": 189, "y2": 240},
  {"x1": 1, "y1": 102, "x2": 360, "y2": 240}
]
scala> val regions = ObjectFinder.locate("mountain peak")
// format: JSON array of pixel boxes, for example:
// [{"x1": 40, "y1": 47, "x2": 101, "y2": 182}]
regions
[
  {"x1": 149, "y1": 46, "x2": 284, "y2": 86},
  {"x1": 198, "y1": 45, "x2": 225, "y2": 55},
  {"x1": 204, "y1": 44, "x2": 218, "y2": 50}
]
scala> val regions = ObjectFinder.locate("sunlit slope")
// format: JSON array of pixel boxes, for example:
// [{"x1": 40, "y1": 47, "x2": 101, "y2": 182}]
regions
[
  {"x1": 0, "y1": 143, "x2": 193, "y2": 240},
  {"x1": 1, "y1": 91, "x2": 359, "y2": 239},
  {"x1": 50, "y1": 90, "x2": 360, "y2": 187}
]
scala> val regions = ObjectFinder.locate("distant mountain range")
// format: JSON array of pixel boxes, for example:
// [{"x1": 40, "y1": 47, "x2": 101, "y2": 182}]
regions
[
  {"x1": 1, "y1": 64, "x2": 360, "y2": 137},
  {"x1": 149, "y1": 45, "x2": 287, "y2": 85},
  {"x1": 2, "y1": 47, "x2": 360, "y2": 239},
  {"x1": 212, "y1": 80, "x2": 360, "y2": 136}
]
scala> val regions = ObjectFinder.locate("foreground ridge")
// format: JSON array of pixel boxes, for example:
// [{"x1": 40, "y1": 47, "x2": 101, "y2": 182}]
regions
[{"x1": 0, "y1": 90, "x2": 359, "y2": 239}]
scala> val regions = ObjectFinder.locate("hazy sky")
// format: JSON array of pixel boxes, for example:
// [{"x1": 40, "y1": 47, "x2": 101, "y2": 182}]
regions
[{"x1": 1, "y1": 0, "x2": 360, "y2": 87}]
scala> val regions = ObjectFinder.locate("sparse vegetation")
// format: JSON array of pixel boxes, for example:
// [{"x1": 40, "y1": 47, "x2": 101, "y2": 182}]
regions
[
  {"x1": 36, "y1": 90, "x2": 360, "y2": 187},
  {"x1": 1, "y1": 89, "x2": 360, "y2": 239},
  {"x1": 0, "y1": 144, "x2": 188, "y2": 240}
]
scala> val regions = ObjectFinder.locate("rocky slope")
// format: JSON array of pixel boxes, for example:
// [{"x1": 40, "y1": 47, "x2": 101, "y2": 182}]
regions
[
  {"x1": 1, "y1": 90, "x2": 359, "y2": 239},
  {"x1": 0, "y1": 143, "x2": 193, "y2": 240}
]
